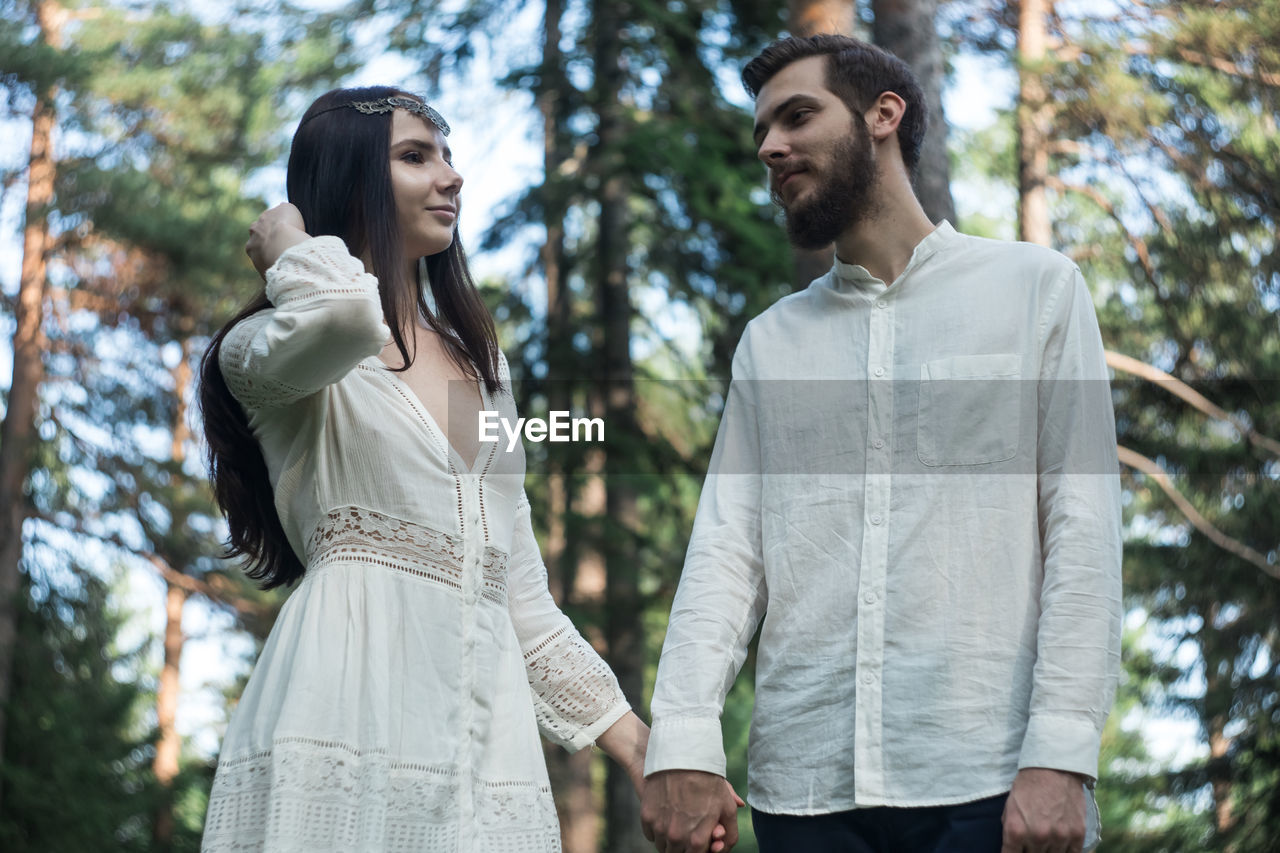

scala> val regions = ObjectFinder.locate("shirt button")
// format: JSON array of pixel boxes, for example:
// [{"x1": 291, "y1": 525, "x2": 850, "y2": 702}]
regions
[
  {"x1": 864, "y1": 591, "x2": 877, "y2": 604},
  {"x1": 870, "y1": 514, "x2": 883, "y2": 525},
  {"x1": 876, "y1": 299, "x2": 887, "y2": 309},
  {"x1": 861, "y1": 672, "x2": 876, "y2": 685},
  {"x1": 873, "y1": 367, "x2": 885, "y2": 377},
  {"x1": 872, "y1": 438, "x2": 885, "y2": 450}
]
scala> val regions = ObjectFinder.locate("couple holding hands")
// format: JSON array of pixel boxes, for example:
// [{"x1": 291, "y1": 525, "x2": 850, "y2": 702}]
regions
[{"x1": 199, "y1": 34, "x2": 1120, "y2": 853}]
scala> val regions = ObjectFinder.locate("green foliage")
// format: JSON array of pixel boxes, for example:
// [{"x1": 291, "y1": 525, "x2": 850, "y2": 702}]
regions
[
  {"x1": 2, "y1": 0, "x2": 357, "y2": 845},
  {"x1": 1095, "y1": 622, "x2": 1211, "y2": 851},
  {"x1": 950, "y1": 112, "x2": 1017, "y2": 240},
  {"x1": 0, "y1": 572, "x2": 155, "y2": 851},
  {"x1": 6, "y1": 0, "x2": 1275, "y2": 847},
  {"x1": 1046, "y1": 0, "x2": 1277, "y2": 846},
  {"x1": 10, "y1": 0, "x2": 334, "y2": 641},
  {"x1": 951, "y1": 1, "x2": 1280, "y2": 846}
]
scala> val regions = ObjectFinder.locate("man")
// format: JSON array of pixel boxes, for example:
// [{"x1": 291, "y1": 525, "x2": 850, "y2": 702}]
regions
[{"x1": 640, "y1": 35, "x2": 1122, "y2": 853}]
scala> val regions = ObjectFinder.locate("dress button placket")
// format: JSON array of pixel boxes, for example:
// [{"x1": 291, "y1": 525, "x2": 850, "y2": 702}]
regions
[
  {"x1": 454, "y1": 473, "x2": 480, "y2": 844},
  {"x1": 461, "y1": 482, "x2": 481, "y2": 606}
]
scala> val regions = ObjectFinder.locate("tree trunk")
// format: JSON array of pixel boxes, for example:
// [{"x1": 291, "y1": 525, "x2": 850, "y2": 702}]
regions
[
  {"x1": 872, "y1": 0, "x2": 955, "y2": 225},
  {"x1": 539, "y1": 1, "x2": 600, "y2": 849},
  {"x1": 152, "y1": 579, "x2": 186, "y2": 850},
  {"x1": 785, "y1": 0, "x2": 857, "y2": 289},
  {"x1": 590, "y1": 2, "x2": 645, "y2": 850},
  {"x1": 1203, "y1": 605, "x2": 1237, "y2": 845},
  {"x1": 1208, "y1": 720, "x2": 1236, "y2": 840},
  {"x1": 0, "y1": 0, "x2": 62, "y2": 805},
  {"x1": 151, "y1": 341, "x2": 193, "y2": 851},
  {"x1": 1016, "y1": 0, "x2": 1053, "y2": 246},
  {"x1": 540, "y1": 0, "x2": 571, "y2": 590},
  {"x1": 789, "y1": 0, "x2": 856, "y2": 36}
]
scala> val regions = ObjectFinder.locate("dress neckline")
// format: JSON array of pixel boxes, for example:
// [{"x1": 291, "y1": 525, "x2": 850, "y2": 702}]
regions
[{"x1": 361, "y1": 357, "x2": 495, "y2": 475}]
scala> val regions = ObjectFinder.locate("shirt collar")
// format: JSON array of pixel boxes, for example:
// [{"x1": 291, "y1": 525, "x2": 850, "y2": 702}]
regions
[{"x1": 831, "y1": 220, "x2": 959, "y2": 292}]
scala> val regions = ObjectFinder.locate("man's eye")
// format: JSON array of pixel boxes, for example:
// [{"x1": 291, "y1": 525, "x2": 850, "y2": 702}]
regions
[{"x1": 791, "y1": 109, "x2": 811, "y2": 123}]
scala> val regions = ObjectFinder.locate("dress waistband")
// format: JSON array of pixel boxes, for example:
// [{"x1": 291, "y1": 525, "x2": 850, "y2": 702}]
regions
[{"x1": 305, "y1": 506, "x2": 508, "y2": 608}]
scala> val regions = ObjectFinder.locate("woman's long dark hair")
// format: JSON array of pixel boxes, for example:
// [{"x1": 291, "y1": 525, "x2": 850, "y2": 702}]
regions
[{"x1": 199, "y1": 86, "x2": 502, "y2": 589}]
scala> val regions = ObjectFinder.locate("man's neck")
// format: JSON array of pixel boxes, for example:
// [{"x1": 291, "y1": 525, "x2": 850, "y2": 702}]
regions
[{"x1": 833, "y1": 180, "x2": 937, "y2": 285}]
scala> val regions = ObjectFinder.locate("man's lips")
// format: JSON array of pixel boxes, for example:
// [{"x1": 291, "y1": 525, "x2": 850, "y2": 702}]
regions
[{"x1": 775, "y1": 168, "x2": 806, "y2": 193}]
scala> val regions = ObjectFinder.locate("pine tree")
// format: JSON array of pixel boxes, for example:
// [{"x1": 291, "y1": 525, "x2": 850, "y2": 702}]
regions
[
  {"x1": 951, "y1": 0, "x2": 1280, "y2": 846},
  {"x1": 0, "y1": 571, "x2": 155, "y2": 851},
  {"x1": 2, "y1": 0, "x2": 357, "y2": 839},
  {"x1": 0, "y1": 0, "x2": 64, "y2": 796}
]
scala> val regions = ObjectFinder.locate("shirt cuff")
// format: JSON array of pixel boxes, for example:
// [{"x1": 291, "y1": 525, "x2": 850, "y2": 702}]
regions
[
  {"x1": 265, "y1": 235, "x2": 377, "y2": 307},
  {"x1": 1017, "y1": 714, "x2": 1102, "y2": 781},
  {"x1": 644, "y1": 716, "x2": 727, "y2": 778}
]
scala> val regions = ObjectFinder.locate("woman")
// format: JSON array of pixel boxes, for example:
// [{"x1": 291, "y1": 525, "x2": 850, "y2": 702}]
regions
[{"x1": 198, "y1": 86, "x2": 649, "y2": 852}]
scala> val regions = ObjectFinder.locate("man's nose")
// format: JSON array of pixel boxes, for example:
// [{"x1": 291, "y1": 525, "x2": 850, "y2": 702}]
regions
[{"x1": 757, "y1": 128, "x2": 789, "y2": 165}]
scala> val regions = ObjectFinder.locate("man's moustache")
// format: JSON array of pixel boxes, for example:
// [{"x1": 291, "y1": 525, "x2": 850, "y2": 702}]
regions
[{"x1": 769, "y1": 161, "x2": 808, "y2": 194}]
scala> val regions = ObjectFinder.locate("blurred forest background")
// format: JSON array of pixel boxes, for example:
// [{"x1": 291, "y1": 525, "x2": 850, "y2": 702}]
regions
[{"x1": 0, "y1": 0, "x2": 1277, "y2": 850}]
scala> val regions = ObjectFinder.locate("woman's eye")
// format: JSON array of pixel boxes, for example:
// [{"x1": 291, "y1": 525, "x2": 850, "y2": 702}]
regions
[{"x1": 402, "y1": 151, "x2": 423, "y2": 163}]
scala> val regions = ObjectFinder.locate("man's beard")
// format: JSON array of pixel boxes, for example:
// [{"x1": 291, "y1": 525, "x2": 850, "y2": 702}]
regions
[{"x1": 775, "y1": 122, "x2": 879, "y2": 250}]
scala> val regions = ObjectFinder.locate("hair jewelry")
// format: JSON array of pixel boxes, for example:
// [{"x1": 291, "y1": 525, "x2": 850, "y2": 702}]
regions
[{"x1": 302, "y1": 95, "x2": 450, "y2": 135}]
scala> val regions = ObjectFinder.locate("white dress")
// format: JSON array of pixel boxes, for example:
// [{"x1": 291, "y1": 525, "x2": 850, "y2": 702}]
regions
[{"x1": 201, "y1": 237, "x2": 629, "y2": 853}]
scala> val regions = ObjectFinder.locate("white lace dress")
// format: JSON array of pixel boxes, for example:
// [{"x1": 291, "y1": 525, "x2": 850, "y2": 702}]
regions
[{"x1": 201, "y1": 237, "x2": 629, "y2": 853}]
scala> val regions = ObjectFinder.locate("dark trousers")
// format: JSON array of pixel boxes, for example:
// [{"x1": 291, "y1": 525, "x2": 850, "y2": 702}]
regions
[{"x1": 752, "y1": 794, "x2": 1007, "y2": 853}]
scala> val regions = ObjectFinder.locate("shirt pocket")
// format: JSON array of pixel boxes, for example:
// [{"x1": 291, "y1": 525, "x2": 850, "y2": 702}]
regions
[{"x1": 916, "y1": 353, "x2": 1022, "y2": 467}]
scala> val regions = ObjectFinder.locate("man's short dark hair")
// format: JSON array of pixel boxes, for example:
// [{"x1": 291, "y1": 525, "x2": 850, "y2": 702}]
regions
[{"x1": 742, "y1": 35, "x2": 927, "y2": 175}]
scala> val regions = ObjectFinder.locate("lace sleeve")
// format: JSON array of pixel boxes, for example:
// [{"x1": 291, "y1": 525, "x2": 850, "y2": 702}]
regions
[
  {"x1": 219, "y1": 236, "x2": 390, "y2": 411},
  {"x1": 507, "y1": 490, "x2": 629, "y2": 752}
]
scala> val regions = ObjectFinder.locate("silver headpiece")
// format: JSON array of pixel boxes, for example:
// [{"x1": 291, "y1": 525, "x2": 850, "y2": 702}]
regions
[
  {"x1": 350, "y1": 96, "x2": 450, "y2": 135},
  {"x1": 302, "y1": 95, "x2": 450, "y2": 135}
]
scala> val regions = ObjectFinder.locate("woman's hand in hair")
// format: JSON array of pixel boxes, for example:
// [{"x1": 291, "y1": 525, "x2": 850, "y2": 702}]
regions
[{"x1": 246, "y1": 203, "x2": 310, "y2": 279}]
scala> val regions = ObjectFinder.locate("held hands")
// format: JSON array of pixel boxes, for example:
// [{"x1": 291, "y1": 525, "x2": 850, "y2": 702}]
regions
[
  {"x1": 246, "y1": 203, "x2": 310, "y2": 279},
  {"x1": 1001, "y1": 767, "x2": 1087, "y2": 853},
  {"x1": 595, "y1": 716, "x2": 741, "y2": 852},
  {"x1": 641, "y1": 769, "x2": 745, "y2": 853}
]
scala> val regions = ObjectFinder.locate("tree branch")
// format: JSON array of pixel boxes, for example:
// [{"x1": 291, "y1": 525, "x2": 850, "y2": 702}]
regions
[
  {"x1": 30, "y1": 510, "x2": 271, "y2": 618},
  {"x1": 1046, "y1": 139, "x2": 1100, "y2": 158},
  {"x1": 1106, "y1": 351, "x2": 1280, "y2": 458},
  {"x1": 1049, "y1": 176, "x2": 1200, "y2": 360},
  {"x1": 1124, "y1": 41, "x2": 1280, "y2": 88},
  {"x1": 1050, "y1": 175, "x2": 1160, "y2": 281},
  {"x1": 144, "y1": 553, "x2": 269, "y2": 619},
  {"x1": 1109, "y1": 151, "x2": 1177, "y2": 238},
  {"x1": 1117, "y1": 445, "x2": 1279, "y2": 580}
]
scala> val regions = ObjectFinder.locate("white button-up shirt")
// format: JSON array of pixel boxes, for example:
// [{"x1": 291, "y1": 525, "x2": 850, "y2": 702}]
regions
[{"x1": 645, "y1": 223, "x2": 1123, "y2": 813}]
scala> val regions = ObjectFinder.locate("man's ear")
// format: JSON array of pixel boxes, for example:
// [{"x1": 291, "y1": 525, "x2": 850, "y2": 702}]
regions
[{"x1": 865, "y1": 91, "x2": 907, "y2": 142}]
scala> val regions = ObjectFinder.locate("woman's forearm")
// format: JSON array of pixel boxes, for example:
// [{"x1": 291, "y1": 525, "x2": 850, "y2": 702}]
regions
[{"x1": 596, "y1": 710, "x2": 650, "y2": 793}]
